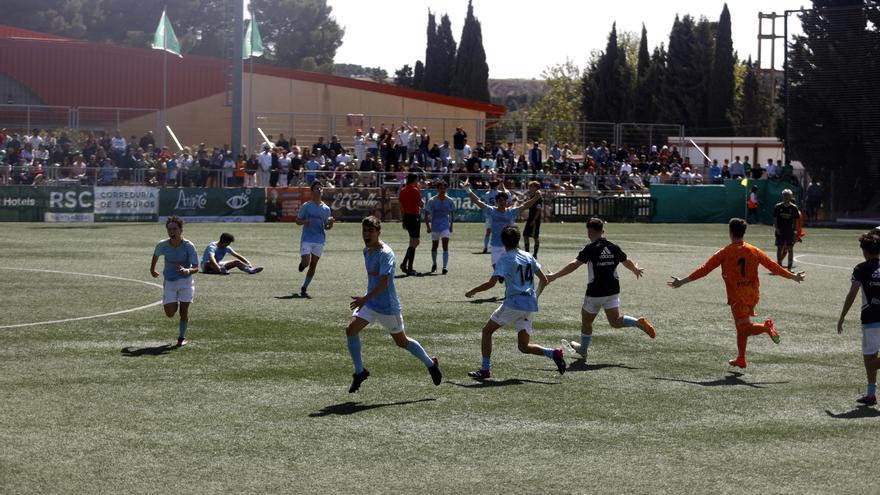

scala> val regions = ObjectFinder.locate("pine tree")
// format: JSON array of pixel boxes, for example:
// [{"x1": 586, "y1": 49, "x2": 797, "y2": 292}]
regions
[
  {"x1": 422, "y1": 12, "x2": 440, "y2": 93},
  {"x1": 707, "y1": 3, "x2": 735, "y2": 135},
  {"x1": 434, "y1": 14, "x2": 458, "y2": 95},
  {"x1": 451, "y1": 0, "x2": 490, "y2": 102},
  {"x1": 737, "y1": 57, "x2": 771, "y2": 136},
  {"x1": 662, "y1": 15, "x2": 703, "y2": 128},
  {"x1": 633, "y1": 24, "x2": 652, "y2": 120},
  {"x1": 413, "y1": 60, "x2": 425, "y2": 90},
  {"x1": 692, "y1": 17, "x2": 716, "y2": 132},
  {"x1": 583, "y1": 23, "x2": 632, "y2": 122}
]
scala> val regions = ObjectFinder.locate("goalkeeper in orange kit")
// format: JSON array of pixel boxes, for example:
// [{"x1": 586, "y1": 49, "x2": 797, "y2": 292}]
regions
[{"x1": 668, "y1": 218, "x2": 806, "y2": 368}]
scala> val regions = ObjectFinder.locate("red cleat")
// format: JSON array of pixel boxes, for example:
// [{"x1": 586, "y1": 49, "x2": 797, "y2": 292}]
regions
[
  {"x1": 765, "y1": 319, "x2": 780, "y2": 344},
  {"x1": 728, "y1": 356, "x2": 748, "y2": 369}
]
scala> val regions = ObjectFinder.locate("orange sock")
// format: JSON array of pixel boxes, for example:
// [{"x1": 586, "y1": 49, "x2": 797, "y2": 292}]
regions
[
  {"x1": 734, "y1": 322, "x2": 769, "y2": 358},
  {"x1": 736, "y1": 329, "x2": 749, "y2": 359}
]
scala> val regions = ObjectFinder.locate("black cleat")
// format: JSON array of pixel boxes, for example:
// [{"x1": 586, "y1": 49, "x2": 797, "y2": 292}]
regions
[
  {"x1": 552, "y1": 348, "x2": 566, "y2": 375},
  {"x1": 442, "y1": 268, "x2": 448, "y2": 275},
  {"x1": 298, "y1": 262, "x2": 306, "y2": 273},
  {"x1": 300, "y1": 287, "x2": 310, "y2": 298},
  {"x1": 431, "y1": 264, "x2": 437, "y2": 273},
  {"x1": 857, "y1": 395, "x2": 877, "y2": 406},
  {"x1": 428, "y1": 357, "x2": 442, "y2": 385},
  {"x1": 349, "y1": 369, "x2": 370, "y2": 393}
]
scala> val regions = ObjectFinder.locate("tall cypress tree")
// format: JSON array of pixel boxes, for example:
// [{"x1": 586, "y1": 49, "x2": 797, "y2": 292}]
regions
[
  {"x1": 737, "y1": 57, "x2": 771, "y2": 136},
  {"x1": 422, "y1": 12, "x2": 441, "y2": 93},
  {"x1": 707, "y1": 3, "x2": 735, "y2": 135},
  {"x1": 662, "y1": 15, "x2": 702, "y2": 128},
  {"x1": 413, "y1": 60, "x2": 425, "y2": 91},
  {"x1": 583, "y1": 23, "x2": 632, "y2": 122},
  {"x1": 434, "y1": 14, "x2": 458, "y2": 95},
  {"x1": 633, "y1": 24, "x2": 652, "y2": 120},
  {"x1": 692, "y1": 18, "x2": 716, "y2": 132},
  {"x1": 451, "y1": 0, "x2": 490, "y2": 102}
]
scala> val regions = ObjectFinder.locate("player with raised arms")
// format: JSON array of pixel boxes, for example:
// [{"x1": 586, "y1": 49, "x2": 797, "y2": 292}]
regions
[
  {"x1": 295, "y1": 181, "x2": 334, "y2": 298},
  {"x1": 150, "y1": 216, "x2": 199, "y2": 347},
  {"x1": 467, "y1": 187, "x2": 542, "y2": 269},
  {"x1": 545, "y1": 217, "x2": 656, "y2": 362},
  {"x1": 836, "y1": 232, "x2": 880, "y2": 406},
  {"x1": 464, "y1": 225, "x2": 566, "y2": 379},
  {"x1": 668, "y1": 218, "x2": 805, "y2": 368},
  {"x1": 481, "y1": 180, "x2": 508, "y2": 254},
  {"x1": 424, "y1": 180, "x2": 455, "y2": 274},
  {"x1": 345, "y1": 216, "x2": 442, "y2": 393},
  {"x1": 200, "y1": 232, "x2": 263, "y2": 275}
]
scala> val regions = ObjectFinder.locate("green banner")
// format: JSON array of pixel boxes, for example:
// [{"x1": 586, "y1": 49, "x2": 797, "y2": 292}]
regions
[
  {"x1": 0, "y1": 187, "x2": 45, "y2": 222},
  {"x1": 421, "y1": 189, "x2": 486, "y2": 222},
  {"x1": 44, "y1": 186, "x2": 95, "y2": 222},
  {"x1": 158, "y1": 188, "x2": 265, "y2": 222},
  {"x1": 651, "y1": 180, "x2": 803, "y2": 223}
]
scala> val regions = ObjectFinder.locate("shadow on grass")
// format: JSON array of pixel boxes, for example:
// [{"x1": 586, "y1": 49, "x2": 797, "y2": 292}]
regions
[
  {"x1": 825, "y1": 406, "x2": 880, "y2": 419},
  {"x1": 309, "y1": 398, "x2": 436, "y2": 417},
  {"x1": 121, "y1": 344, "x2": 176, "y2": 357},
  {"x1": 468, "y1": 296, "x2": 501, "y2": 304},
  {"x1": 471, "y1": 251, "x2": 490, "y2": 255},
  {"x1": 652, "y1": 372, "x2": 789, "y2": 389},
  {"x1": 394, "y1": 272, "x2": 430, "y2": 279},
  {"x1": 446, "y1": 378, "x2": 558, "y2": 389},
  {"x1": 275, "y1": 293, "x2": 310, "y2": 300},
  {"x1": 565, "y1": 360, "x2": 642, "y2": 373}
]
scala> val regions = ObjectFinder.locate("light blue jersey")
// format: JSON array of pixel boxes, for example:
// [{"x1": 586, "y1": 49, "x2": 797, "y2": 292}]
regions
[
  {"x1": 201, "y1": 241, "x2": 234, "y2": 268},
  {"x1": 485, "y1": 206, "x2": 520, "y2": 247},
  {"x1": 363, "y1": 242, "x2": 400, "y2": 315},
  {"x1": 153, "y1": 239, "x2": 198, "y2": 282},
  {"x1": 427, "y1": 196, "x2": 454, "y2": 232},
  {"x1": 297, "y1": 201, "x2": 332, "y2": 244},
  {"x1": 493, "y1": 249, "x2": 540, "y2": 312}
]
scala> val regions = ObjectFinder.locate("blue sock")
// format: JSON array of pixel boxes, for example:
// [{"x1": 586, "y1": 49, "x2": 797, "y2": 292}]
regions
[
  {"x1": 580, "y1": 334, "x2": 592, "y2": 353},
  {"x1": 347, "y1": 335, "x2": 364, "y2": 373},
  {"x1": 406, "y1": 338, "x2": 434, "y2": 367},
  {"x1": 431, "y1": 251, "x2": 437, "y2": 266},
  {"x1": 482, "y1": 356, "x2": 491, "y2": 370},
  {"x1": 869, "y1": 383, "x2": 877, "y2": 397},
  {"x1": 178, "y1": 320, "x2": 188, "y2": 339},
  {"x1": 542, "y1": 347, "x2": 554, "y2": 358},
  {"x1": 303, "y1": 275, "x2": 313, "y2": 289},
  {"x1": 442, "y1": 251, "x2": 449, "y2": 268},
  {"x1": 483, "y1": 234, "x2": 490, "y2": 250},
  {"x1": 622, "y1": 316, "x2": 639, "y2": 328}
]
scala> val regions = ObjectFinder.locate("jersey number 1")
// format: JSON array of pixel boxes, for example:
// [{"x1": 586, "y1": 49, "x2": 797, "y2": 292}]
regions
[
  {"x1": 517, "y1": 264, "x2": 534, "y2": 285},
  {"x1": 737, "y1": 257, "x2": 746, "y2": 277}
]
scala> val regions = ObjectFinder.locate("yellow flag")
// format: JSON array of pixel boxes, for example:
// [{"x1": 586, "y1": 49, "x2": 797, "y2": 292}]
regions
[{"x1": 741, "y1": 177, "x2": 748, "y2": 187}]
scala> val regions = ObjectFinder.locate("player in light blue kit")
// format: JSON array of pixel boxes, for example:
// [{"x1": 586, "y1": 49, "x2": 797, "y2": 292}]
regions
[
  {"x1": 346, "y1": 216, "x2": 442, "y2": 393},
  {"x1": 295, "y1": 181, "x2": 334, "y2": 298},
  {"x1": 424, "y1": 180, "x2": 455, "y2": 274},
  {"x1": 481, "y1": 180, "x2": 508, "y2": 254},
  {"x1": 464, "y1": 225, "x2": 566, "y2": 379},
  {"x1": 467, "y1": 187, "x2": 542, "y2": 268},
  {"x1": 149, "y1": 216, "x2": 199, "y2": 347},
  {"x1": 201, "y1": 232, "x2": 263, "y2": 275}
]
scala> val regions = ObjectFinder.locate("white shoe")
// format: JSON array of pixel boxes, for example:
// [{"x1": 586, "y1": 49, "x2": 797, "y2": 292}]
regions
[{"x1": 560, "y1": 339, "x2": 585, "y2": 360}]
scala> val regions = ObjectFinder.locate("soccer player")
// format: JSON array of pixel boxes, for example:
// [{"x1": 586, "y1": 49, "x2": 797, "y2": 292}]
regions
[
  {"x1": 398, "y1": 173, "x2": 424, "y2": 276},
  {"x1": 774, "y1": 189, "x2": 801, "y2": 270},
  {"x1": 346, "y1": 216, "x2": 442, "y2": 393},
  {"x1": 668, "y1": 218, "x2": 805, "y2": 368},
  {"x1": 149, "y1": 216, "x2": 199, "y2": 347},
  {"x1": 836, "y1": 233, "x2": 880, "y2": 406},
  {"x1": 522, "y1": 181, "x2": 543, "y2": 258},
  {"x1": 295, "y1": 181, "x2": 334, "y2": 298},
  {"x1": 467, "y1": 187, "x2": 542, "y2": 268},
  {"x1": 424, "y1": 180, "x2": 455, "y2": 274},
  {"x1": 201, "y1": 232, "x2": 263, "y2": 275},
  {"x1": 465, "y1": 225, "x2": 566, "y2": 379},
  {"x1": 481, "y1": 181, "x2": 508, "y2": 254},
  {"x1": 545, "y1": 218, "x2": 656, "y2": 362}
]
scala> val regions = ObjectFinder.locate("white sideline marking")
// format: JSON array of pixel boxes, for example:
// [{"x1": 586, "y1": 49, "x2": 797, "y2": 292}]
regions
[
  {"x1": 0, "y1": 267, "x2": 163, "y2": 329},
  {"x1": 792, "y1": 255, "x2": 852, "y2": 271}
]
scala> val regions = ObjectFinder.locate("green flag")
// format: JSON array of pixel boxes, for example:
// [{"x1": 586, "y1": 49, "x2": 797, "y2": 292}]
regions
[
  {"x1": 152, "y1": 9, "x2": 182, "y2": 57},
  {"x1": 243, "y1": 16, "x2": 264, "y2": 59}
]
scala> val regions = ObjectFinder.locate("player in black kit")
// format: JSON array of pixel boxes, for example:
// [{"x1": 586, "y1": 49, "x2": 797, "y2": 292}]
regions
[
  {"x1": 837, "y1": 232, "x2": 880, "y2": 406},
  {"x1": 544, "y1": 217, "x2": 656, "y2": 362},
  {"x1": 523, "y1": 181, "x2": 543, "y2": 258}
]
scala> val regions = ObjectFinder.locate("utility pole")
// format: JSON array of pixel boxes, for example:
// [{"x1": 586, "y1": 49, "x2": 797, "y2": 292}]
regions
[{"x1": 232, "y1": 0, "x2": 244, "y2": 156}]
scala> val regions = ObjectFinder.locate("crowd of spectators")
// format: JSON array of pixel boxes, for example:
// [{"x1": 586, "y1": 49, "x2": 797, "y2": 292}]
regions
[{"x1": 1, "y1": 125, "x2": 802, "y2": 194}]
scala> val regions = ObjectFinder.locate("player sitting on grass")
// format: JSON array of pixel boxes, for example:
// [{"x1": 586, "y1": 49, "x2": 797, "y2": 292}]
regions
[
  {"x1": 295, "y1": 181, "x2": 334, "y2": 298},
  {"x1": 200, "y1": 233, "x2": 263, "y2": 275},
  {"x1": 836, "y1": 232, "x2": 880, "y2": 406},
  {"x1": 150, "y1": 216, "x2": 199, "y2": 347},
  {"x1": 346, "y1": 216, "x2": 442, "y2": 393},
  {"x1": 545, "y1": 217, "x2": 655, "y2": 362},
  {"x1": 668, "y1": 218, "x2": 805, "y2": 369},
  {"x1": 464, "y1": 225, "x2": 566, "y2": 379}
]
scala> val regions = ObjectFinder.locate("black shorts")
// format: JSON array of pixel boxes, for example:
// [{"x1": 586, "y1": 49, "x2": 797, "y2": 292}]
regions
[
  {"x1": 403, "y1": 214, "x2": 421, "y2": 239},
  {"x1": 775, "y1": 230, "x2": 795, "y2": 247},
  {"x1": 523, "y1": 219, "x2": 541, "y2": 238}
]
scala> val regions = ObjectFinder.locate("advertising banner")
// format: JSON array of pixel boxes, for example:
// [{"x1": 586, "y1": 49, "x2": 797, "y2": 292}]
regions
[
  {"x1": 94, "y1": 187, "x2": 159, "y2": 222},
  {"x1": 421, "y1": 188, "x2": 488, "y2": 223},
  {"x1": 158, "y1": 187, "x2": 266, "y2": 222},
  {"x1": 322, "y1": 187, "x2": 385, "y2": 222},
  {"x1": 267, "y1": 187, "x2": 310, "y2": 222},
  {"x1": 0, "y1": 186, "x2": 45, "y2": 222},
  {"x1": 44, "y1": 186, "x2": 95, "y2": 222}
]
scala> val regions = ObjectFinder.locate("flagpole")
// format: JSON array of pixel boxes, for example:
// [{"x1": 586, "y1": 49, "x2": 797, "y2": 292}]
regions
[
  {"x1": 232, "y1": 0, "x2": 244, "y2": 159},
  {"x1": 162, "y1": 48, "x2": 167, "y2": 149},
  {"x1": 249, "y1": 57, "x2": 254, "y2": 154}
]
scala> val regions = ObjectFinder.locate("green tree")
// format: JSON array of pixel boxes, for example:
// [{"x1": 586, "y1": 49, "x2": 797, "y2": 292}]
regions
[
  {"x1": 707, "y1": 3, "x2": 735, "y2": 135},
  {"x1": 736, "y1": 57, "x2": 772, "y2": 136},
  {"x1": 450, "y1": 0, "x2": 490, "y2": 102},
  {"x1": 662, "y1": 15, "x2": 702, "y2": 127},
  {"x1": 433, "y1": 14, "x2": 458, "y2": 95},
  {"x1": 422, "y1": 12, "x2": 439, "y2": 92},
  {"x1": 413, "y1": 61, "x2": 425, "y2": 90},
  {"x1": 251, "y1": 0, "x2": 344, "y2": 72},
  {"x1": 582, "y1": 23, "x2": 633, "y2": 122},
  {"x1": 394, "y1": 65, "x2": 414, "y2": 88},
  {"x1": 531, "y1": 61, "x2": 583, "y2": 145},
  {"x1": 633, "y1": 24, "x2": 653, "y2": 120}
]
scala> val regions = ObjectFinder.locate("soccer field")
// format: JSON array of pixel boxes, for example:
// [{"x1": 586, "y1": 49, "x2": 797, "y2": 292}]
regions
[{"x1": 1, "y1": 221, "x2": 875, "y2": 494}]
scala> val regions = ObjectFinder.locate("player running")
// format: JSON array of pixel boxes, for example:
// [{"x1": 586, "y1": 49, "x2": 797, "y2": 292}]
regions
[
  {"x1": 149, "y1": 216, "x2": 199, "y2": 347},
  {"x1": 545, "y1": 218, "x2": 655, "y2": 362},
  {"x1": 346, "y1": 216, "x2": 442, "y2": 393},
  {"x1": 774, "y1": 189, "x2": 801, "y2": 270},
  {"x1": 424, "y1": 180, "x2": 455, "y2": 274},
  {"x1": 481, "y1": 180, "x2": 509, "y2": 254},
  {"x1": 200, "y1": 232, "x2": 263, "y2": 275},
  {"x1": 522, "y1": 181, "x2": 543, "y2": 258},
  {"x1": 668, "y1": 218, "x2": 805, "y2": 368},
  {"x1": 464, "y1": 225, "x2": 566, "y2": 379},
  {"x1": 467, "y1": 187, "x2": 542, "y2": 268},
  {"x1": 836, "y1": 232, "x2": 880, "y2": 406},
  {"x1": 295, "y1": 181, "x2": 334, "y2": 298}
]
